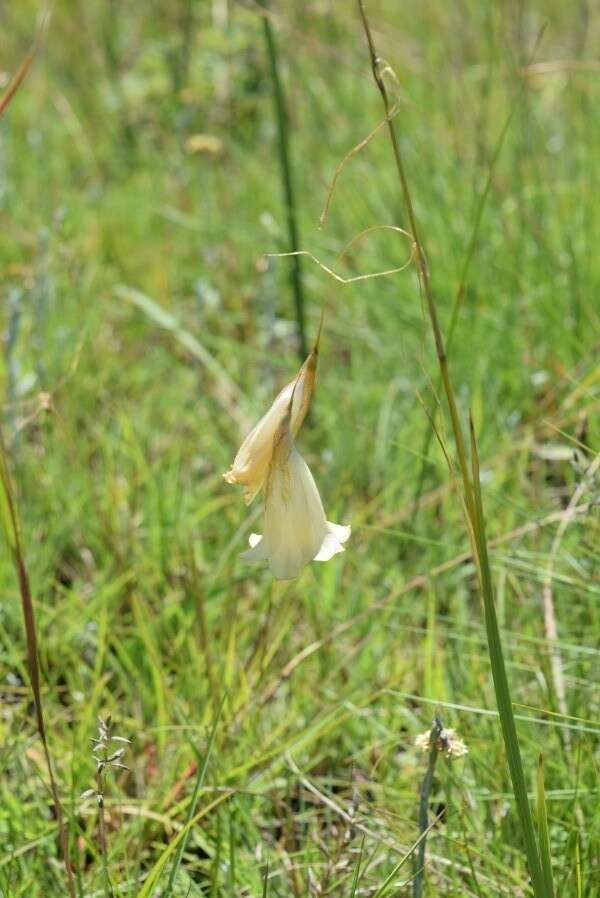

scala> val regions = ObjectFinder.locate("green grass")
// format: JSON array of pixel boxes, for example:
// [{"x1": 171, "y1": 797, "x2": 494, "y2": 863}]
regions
[{"x1": 1, "y1": 1, "x2": 600, "y2": 895}]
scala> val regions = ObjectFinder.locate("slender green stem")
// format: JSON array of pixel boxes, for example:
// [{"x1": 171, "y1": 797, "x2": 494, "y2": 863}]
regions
[
  {"x1": 96, "y1": 769, "x2": 115, "y2": 898},
  {"x1": 357, "y1": 3, "x2": 550, "y2": 894},
  {"x1": 164, "y1": 698, "x2": 224, "y2": 895},
  {"x1": 412, "y1": 111, "x2": 513, "y2": 510},
  {"x1": 260, "y1": 4, "x2": 307, "y2": 360},
  {"x1": 469, "y1": 420, "x2": 548, "y2": 895},
  {"x1": 413, "y1": 716, "x2": 442, "y2": 898},
  {"x1": 537, "y1": 755, "x2": 556, "y2": 896}
]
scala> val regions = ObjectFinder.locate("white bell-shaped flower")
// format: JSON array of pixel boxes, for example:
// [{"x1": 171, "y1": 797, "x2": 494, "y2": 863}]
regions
[{"x1": 241, "y1": 414, "x2": 350, "y2": 579}]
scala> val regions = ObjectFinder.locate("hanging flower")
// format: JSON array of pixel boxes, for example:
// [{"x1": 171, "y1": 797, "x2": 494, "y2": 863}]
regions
[
  {"x1": 241, "y1": 412, "x2": 350, "y2": 579},
  {"x1": 223, "y1": 338, "x2": 319, "y2": 505}
]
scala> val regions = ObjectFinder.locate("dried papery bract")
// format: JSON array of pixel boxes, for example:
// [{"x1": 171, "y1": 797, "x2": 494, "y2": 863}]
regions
[
  {"x1": 241, "y1": 410, "x2": 350, "y2": 579},
  {"x1": 223, "y1": 325, "x2": 320, "y2": 504}
]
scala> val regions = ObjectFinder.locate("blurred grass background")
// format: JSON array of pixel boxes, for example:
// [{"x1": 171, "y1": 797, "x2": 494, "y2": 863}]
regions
[{"x1": 1, "y1": 1, "x2": 600, "y2": 895}]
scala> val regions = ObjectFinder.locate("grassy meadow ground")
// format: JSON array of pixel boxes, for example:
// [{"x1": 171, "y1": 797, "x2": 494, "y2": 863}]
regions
[{"x1": 1, "y1": 1, "x2": 600, "y2": 895}]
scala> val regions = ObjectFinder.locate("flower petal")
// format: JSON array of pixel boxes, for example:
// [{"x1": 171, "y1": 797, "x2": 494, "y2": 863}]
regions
[
  {"x1": 240, "y1": 533, "x2": 269, "y2": 563},
  {"x1": 326, "y1": 521, "x2": 351, "y2": 544},
  {"x1": 223, "y1": 345, "x2": 319, "y2": 504},
  {"x1": 223, "y1": 381, "x2": 294, "y2": 504},
  {"x1": 313, "y1": 522, "x2": 351, "y2": 562},
  {"x1": 241, "y1": 415, "x2": 350, "y2": 579}
]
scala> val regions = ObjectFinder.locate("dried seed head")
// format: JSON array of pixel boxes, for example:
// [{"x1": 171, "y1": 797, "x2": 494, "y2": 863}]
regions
[{"x1": 415, "y1": 727, "x2": 468, "y2": 760}]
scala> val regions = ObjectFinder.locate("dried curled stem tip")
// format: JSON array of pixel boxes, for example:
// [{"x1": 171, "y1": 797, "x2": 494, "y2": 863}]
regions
[{"x1": 267, "y1": 223, "x2": 414, "y2": 286}]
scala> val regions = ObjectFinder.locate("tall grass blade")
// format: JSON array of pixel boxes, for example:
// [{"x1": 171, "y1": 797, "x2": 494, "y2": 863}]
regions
[
  {"x1": 261, "y1": 860, "x2": 269, "y2": 898},
  {"x1": 371, "y1": 811, "x2": 443, "y2": 898},
  {"x1": 469, "y1": 419, "x2": 549, "y2": 897},
  {"x1": 0, "y1": 431, "x2": 76, "y2": 897},
  {"x1": 349, "y1": 836, "x2": 364, "y2": 898},
  {"x1": 210, "y1": 812, "x2": 222, "y2": 898},
  {"x1": 115, "y1": 284, "x2": 245, "y2": 426},
  {"x1": 163, "y1": 697, "x2": 224, "y2": 895},
  {"x1": 0, "y1": 13, "x2": 46, "y2": 118},
  {"x1": 136, "y1": 793, "x2": 231, "y2": 898},
  {"x1": 259, "y1": 3, "x2": 307, "y2": 360},
  {"x1": 537, "y1": 755, "x2": 555, "y2": 897},
  {"x1": 228, "y1": 806, "x2": 236, "y2": 896}
]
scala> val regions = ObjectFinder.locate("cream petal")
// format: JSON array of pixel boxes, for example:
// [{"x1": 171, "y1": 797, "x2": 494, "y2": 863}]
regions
[
  {"x1": 241, "y1": 418, "x2": 350, "y2": 579},
  {"x1": 240, "y1": 533, "x2": 269, "y2": 562},
  {"x1": 223, "y1": 346, "x2": 318, "y2": 504},
  {"x1": 313, "y1": 523, "x2": 351, "y2": 562},
  {"x1": 260, "y1": 444, "x2": 326, "y2": 578},
  {"x1": 326, "y1": 521, "x2": 351, "y2": 544},
  {"x1": 224, "y1": 381, "x2": 294, "y2": 504}
]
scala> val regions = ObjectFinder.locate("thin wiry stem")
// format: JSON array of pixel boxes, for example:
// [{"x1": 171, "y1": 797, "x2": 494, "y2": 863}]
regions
[
  {"x1": 412, "y1": 24, "x2": 545, "y2": 512},
  {"x1": 0, "y1": 19, "x2": 42, "y2": 117},
  {"x1": 96, "y1": 769, "x2": 114, "y2": 898},
  {"x1": 0, "y1": 433, "x2": 76, "y2": 898},
  {"x1": 356, "y1": 2, "x2": 549, "y2": 894},
  {"x1": 356, "y1": 1, "x2": 474, "y2": 519},
  {"x1": 412, "y1": 111, "x2": 513, "y2": 510}
]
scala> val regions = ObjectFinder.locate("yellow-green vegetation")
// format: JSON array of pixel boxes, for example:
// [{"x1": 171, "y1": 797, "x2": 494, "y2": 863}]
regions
[{"x1": 1, "y1": 1, "x2": 599, "y2": 896}]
